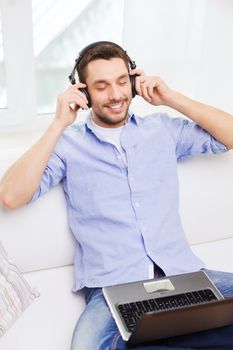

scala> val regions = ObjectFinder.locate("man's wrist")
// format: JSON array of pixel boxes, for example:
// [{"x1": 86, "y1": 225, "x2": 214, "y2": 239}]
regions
[
  {"x1": 50, "y1": 118, "x2": 67, "y2": 135},
  {"x1": 165, "y1": 91, "x2": 190, "y2": 112}
]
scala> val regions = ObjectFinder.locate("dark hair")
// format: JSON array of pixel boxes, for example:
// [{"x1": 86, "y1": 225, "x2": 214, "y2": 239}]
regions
[{"x1": 76, "y1": 42, "x2": 130, "y2": 83}]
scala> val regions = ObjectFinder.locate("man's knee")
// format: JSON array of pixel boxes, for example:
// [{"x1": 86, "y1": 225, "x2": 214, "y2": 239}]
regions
[{"x1": 203, "y1": 269, "x2": 233, "y2": 297}]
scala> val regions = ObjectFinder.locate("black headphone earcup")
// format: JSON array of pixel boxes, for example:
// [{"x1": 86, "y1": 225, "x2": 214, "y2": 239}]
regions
[
  {"x1": 130, "y1": 74, "x2": 137, "y2": 98},
  {"x1": 80, "y1": 87, "x2": 92, "y2": 108}
]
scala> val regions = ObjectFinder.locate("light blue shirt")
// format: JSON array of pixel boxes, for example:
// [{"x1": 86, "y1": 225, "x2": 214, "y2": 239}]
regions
[{"x1": 31, "y1": 112, "x2": 227, "y2": 291}]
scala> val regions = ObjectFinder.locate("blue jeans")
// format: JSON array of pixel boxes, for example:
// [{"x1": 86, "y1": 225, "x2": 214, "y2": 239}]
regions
[{"x1": 71, "y1": 269, "x2": 233, "y2": 350}]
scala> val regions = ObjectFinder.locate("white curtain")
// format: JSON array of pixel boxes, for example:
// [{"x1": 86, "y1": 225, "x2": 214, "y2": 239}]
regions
[{"x1": 122, "y1": 0, "x2": 233, "y2": 116}]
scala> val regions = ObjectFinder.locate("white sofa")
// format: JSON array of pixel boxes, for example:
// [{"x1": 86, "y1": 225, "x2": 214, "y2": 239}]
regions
[{"x1": 0, "y1": 145, "x2": 233, "y2": 350}]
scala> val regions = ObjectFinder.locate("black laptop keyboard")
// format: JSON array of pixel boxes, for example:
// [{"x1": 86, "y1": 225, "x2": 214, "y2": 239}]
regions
[{"x1": 117, "y1": 288, "x2": 218, "y2": 332}]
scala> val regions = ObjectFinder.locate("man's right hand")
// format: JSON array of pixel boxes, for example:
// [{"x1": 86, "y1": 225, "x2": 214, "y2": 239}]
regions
[{"x1": 55, "y1": 83, "x2": 89, "y2": 128}]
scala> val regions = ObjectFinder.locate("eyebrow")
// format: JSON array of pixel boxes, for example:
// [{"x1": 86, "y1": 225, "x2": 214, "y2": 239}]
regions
[{"x1": 93, "y1": 73, "x2": 129, "y2": 86}]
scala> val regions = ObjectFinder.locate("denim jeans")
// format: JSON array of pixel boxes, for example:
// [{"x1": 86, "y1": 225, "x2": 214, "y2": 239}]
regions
[{"x1": 70, "y1": 269, "x2": 233, "y2": 350}]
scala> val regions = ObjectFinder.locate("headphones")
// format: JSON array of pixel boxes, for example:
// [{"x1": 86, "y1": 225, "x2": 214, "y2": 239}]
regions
[{"x1": 68, "y1": 41, "x2": 138, "y2": 108}]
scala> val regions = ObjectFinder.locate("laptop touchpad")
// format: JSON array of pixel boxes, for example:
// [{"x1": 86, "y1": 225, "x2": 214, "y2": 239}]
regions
[{"x1": 143, "y1": 279, "x2": 175, "y2": 293}]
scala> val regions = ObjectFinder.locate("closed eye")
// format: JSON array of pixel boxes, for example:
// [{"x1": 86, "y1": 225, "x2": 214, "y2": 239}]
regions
[{"x1": 95, "y1": 85, "x2": 106, "y2": 91}]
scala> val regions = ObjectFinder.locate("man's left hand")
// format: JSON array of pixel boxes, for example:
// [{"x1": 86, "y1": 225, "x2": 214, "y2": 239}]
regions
[{"x1": 133, "y1": 74, "x2": 174, "y2": 106}]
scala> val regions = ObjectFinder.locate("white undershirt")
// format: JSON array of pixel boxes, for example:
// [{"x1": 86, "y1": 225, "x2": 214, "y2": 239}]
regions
[{"x1": 89, "y1": 117, "x2": 127, "y2": 164}]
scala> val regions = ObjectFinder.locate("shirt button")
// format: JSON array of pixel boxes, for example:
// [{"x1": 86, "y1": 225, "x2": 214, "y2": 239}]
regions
[
  {"x1": 142, "y1": 225, "x2": 147, "y2": 231},
  {"x1": 117, "y1": 155, "x2": 121, "y2": 160},
  {"x1": 134, "y1": 201, "x2": 139, "y2": 207},
  {"x1": 130, "y1": 176, "x2": 134, "y2": 182}
]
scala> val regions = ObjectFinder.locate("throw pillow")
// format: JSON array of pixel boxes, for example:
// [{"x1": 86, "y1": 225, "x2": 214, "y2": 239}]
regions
[{"x1": 0, "y1": 241, "x2": 39, "y2": 336}]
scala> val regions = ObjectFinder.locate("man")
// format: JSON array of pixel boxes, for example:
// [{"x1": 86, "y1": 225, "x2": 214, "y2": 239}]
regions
[{"x1": 0, "y1": 42, "x2": 233, "y2": 350}]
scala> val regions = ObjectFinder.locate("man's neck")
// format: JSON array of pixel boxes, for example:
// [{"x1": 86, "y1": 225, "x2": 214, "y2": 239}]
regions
[
  {"x1": 90, "y1": 116, "x2": 124, "y2": 135},
  {"x1": 91, "y1": 112, "x2": 129, "y2": 129}
]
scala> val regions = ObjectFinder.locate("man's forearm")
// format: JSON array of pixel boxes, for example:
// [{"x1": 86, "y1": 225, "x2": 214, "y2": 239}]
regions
[
  {"x1": 168, "y1": 91, "x2": 233, "y2": 149},
  {"x1": 0, "y1": 82, "x2": 89, "y2": 209},
  {"x1": 0, "y1": 119, "x2": 65, "y2": 209}
]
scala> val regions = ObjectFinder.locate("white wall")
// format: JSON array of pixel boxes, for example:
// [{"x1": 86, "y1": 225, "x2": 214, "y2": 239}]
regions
[
  {"x1": 197, "y1": 0, "x2": 233, "y2": 112},
  {"x1": 123, "y1": 0, "x2": 233, "y2": 116}
]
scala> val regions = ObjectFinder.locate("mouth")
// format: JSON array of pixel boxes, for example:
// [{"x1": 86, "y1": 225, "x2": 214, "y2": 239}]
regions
[{"x1": 106, "y1": 101, "x2": 125, "y2": 113}]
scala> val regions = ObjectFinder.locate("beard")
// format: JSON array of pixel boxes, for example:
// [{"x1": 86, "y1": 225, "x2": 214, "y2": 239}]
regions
[{"x1": 91, "y1": 96, "x2": 131, "y2": 127}]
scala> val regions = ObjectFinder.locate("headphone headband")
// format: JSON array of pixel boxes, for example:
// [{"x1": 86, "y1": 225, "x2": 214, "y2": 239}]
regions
[{"x1": 69, "y1": 41, "x2": 136, "y2": 85}]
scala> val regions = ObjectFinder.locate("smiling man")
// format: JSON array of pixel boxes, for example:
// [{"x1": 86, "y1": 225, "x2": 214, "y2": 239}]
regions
[
  {"x1": 1, "y1": 41, "x2": 233, "y2": 350},
  {"x1": 87, "y1": 58, "x2": 131, "y2": 126}
]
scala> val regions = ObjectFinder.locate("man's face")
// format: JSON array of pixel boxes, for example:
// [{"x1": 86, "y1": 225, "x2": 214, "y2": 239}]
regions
[{"x1": 85, "y1": 57, "x2": 132, "y2": 128}]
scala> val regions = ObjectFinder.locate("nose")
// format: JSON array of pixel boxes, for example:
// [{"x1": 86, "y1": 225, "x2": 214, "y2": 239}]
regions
[{"x1": 109, "y1": 84, "x2": 121, "y2": 101}]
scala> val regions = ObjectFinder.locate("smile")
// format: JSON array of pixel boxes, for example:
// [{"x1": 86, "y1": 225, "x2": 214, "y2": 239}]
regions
[{"x1": 107, "y1": 102, "x2": 124, "y2": 110}]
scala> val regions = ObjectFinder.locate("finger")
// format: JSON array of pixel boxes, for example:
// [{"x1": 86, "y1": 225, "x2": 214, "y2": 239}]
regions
[
  {"x1": 69, "y1": 102, "x2": 78, "y2": 111},
  {"x1": 68, "y1": 83, "x2": 86, "y2": 93},
  {"x1": 75, "y1": 94, "x2": 89, "y2": 110},
  {"x1": 75, "y1": 89, "x2": 89, "y2": 105},
  {"x1": 147, "y1": 79, "x2": 158, "y2": 97},
  {"x1": 68, "y1": 92, "x2": 89, "y2": 110},
  {"x1": 147, "y1": 83, "x2": 154, "y2": 100},
  {"x1": 67, "y1": 86, "x2": 89, "y2": 107},
  {"x1": 76, "y1": 82, "x2": 87, "y2": 90},
  {"x1": 69, "y1": 82, "x2": 87, "y2": 88},
  {"x1": 147, "y1": 78, "x2": 161, "y2": 99},
  {"x1": 68, "y1": 83, "x2": 88, "y2": 102},
  {"x1": 129, "y1": 68, "x2": 146, "y2": 77},
  {"x1": 69, "y1": 101, "x2": 88, "y2": 111},
  {"x1": 135, "y1": 76, "x2": 143, "y2": 96},
  {"x1": 71, "y1": 96, "x2": 89, "y2": 110},
  {"x1": 141, "y1": 82, "x2": 152, "y2": 102},
  {"x1": 136, "y1": 76, "x2": 148, "y2": 96}
]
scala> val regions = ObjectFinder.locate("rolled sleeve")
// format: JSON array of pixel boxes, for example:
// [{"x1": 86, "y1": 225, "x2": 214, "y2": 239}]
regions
[
  {"x1": 163, "y1": 115, "x2": 228, "y2": 161},
  {"x1": 29, "y1": 151, "x2": 66, "y2": 203}
]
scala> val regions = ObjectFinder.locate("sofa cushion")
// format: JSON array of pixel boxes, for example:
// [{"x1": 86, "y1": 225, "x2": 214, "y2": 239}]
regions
[
  {"x1": 191, "y1": 237, "x2": 233, "y2": 273},
  {"x1": 0, "y1": 185, "x2": 76, "y2": 273},
  {"x1": 0, "y1": 241, "x2": 39, "y2": 336},
  {"x1": 0, "y1": 149, "x2": 76, "y2": 273},
  {"x1": 178, "y1": 152, "x2": 233, "y2": 245}
]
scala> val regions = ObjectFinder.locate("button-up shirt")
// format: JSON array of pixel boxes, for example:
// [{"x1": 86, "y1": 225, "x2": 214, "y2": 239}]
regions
[{"x1": 31, "y1": 112, "x2": 227, "y2": 291}]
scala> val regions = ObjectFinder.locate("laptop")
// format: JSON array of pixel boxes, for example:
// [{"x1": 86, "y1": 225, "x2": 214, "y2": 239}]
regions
[{"x1": 103, "y1": 271, "x2": 233, "y2": 346}]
